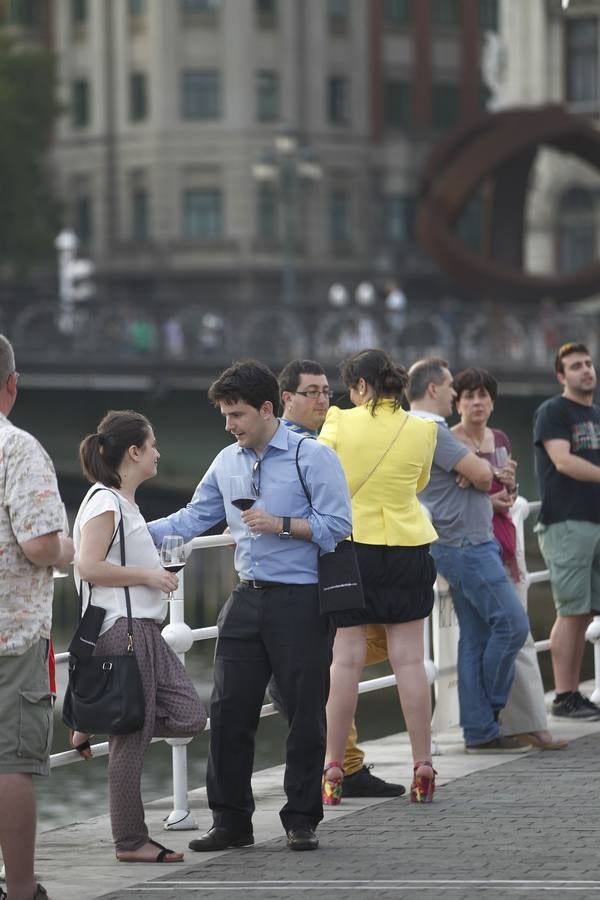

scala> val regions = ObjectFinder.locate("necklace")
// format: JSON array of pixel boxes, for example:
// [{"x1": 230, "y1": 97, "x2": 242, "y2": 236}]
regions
[{"x1": 464, "y1": 431, "x2": 486, "y2": 455}]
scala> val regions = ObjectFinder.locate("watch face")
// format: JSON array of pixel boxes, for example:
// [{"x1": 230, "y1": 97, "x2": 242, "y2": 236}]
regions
[{"x1": 279, "y1": 531, "x2": 292, "y2": 540}]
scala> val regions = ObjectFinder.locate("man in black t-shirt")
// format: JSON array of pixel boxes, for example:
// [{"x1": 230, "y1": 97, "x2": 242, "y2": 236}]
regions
[{"x1": 533, "y1": 342, "x2": 600, "y2": 720}]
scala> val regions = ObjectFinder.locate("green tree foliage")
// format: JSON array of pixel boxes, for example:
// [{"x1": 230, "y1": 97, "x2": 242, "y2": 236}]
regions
[{"x1": 0, "y1": 35, "x2": 59, "y2": 274}]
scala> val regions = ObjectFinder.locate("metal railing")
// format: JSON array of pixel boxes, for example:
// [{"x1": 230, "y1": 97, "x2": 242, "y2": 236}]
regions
[
  {"x1": 2, "y1": 292, "x2": 600, "y2": 387},
  {"x1": 49, "y1": 500, "x2": 600, "y2": 831}
]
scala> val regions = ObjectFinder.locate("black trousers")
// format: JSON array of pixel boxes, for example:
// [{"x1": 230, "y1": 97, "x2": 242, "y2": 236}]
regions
[{"x1": 206, "y1": 582, "x2": 332, "y2": 832}]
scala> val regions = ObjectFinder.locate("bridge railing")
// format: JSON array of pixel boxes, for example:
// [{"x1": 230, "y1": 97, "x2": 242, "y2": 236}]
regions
[
  {"x1": 49, "y1": 499, "x2": 600, "y2": 831},
  {"x1": 2, "y1": 292, "x2": 600, "y2": 382}
]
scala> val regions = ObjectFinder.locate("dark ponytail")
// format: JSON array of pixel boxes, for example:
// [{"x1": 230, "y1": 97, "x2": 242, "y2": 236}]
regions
[
  {"x1": 340, "y1": 348, "x2": 408, "y2": 415},
  {"x1": 79, "y1": 410, "x2": 152, "y2": 487}
]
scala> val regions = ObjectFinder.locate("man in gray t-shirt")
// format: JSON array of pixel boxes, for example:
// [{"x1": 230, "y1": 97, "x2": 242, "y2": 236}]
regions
[{"x1": 407, "y1": 358, "x2": 529, "y2": 753}]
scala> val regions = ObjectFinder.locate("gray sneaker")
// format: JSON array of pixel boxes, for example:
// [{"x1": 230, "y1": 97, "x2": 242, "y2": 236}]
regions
[
  {"x1": 465, "y1": 736, "x2": 532, "y2": 754},
  {"x1": 552, "y1": 691, "x2": 600, "y2": 720}
]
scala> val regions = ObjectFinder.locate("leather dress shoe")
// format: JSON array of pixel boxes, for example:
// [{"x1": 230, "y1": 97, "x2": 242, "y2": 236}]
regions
[
  {"x1": 286, "y1": 825, "x2": 319, "y2": 851},
  {"x1": 189, "y1": 826, "x2": 254, "y2": 852}
]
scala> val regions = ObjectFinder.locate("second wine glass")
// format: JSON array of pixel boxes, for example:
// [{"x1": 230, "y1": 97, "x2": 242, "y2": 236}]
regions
[{"x1": 160, "y1": 535, "x2": 186, "y2": 600}]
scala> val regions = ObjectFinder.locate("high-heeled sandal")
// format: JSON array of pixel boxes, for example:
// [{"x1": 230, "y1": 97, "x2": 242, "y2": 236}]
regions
[
  {"x1": 410, "y1": 760, "x2": 436, "y2": 803},
  {"x1": 322, "y1": 760, "x2": 344, "y2": 805}
]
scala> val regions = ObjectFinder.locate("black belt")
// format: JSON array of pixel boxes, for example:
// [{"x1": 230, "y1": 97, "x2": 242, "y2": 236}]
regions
[{"x1": 240, "y1": 579, "x2": 288, "y2": 590}]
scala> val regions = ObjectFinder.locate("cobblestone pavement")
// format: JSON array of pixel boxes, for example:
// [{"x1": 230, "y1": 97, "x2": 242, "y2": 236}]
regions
[{"x1": 98, "y1": 734, "x2": 600, "y2": 900}]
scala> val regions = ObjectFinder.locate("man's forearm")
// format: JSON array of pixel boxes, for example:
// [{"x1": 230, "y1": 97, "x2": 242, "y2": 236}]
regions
[{"x1": 555, "y1": 453, "x2": 600, "y2": 483}]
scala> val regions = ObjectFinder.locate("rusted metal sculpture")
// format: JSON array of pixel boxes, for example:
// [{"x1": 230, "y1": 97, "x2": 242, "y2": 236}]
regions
[{"x1": 418, "y1": 105, "x2": 600, "y2": 303}]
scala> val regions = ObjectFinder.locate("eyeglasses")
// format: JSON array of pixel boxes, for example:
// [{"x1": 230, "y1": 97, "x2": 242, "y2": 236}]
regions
[
  {"x1": 294, "y1": 389, "x2": 331, "y2": 400},
  {"x1": 251, "y1": 458, "x2": 261, "y2": 497}
]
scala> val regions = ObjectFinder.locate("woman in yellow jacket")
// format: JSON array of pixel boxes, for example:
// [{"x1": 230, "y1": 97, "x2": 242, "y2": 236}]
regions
[{"x1": 319, "y1": 348, "x2": 438, "y2": 804}]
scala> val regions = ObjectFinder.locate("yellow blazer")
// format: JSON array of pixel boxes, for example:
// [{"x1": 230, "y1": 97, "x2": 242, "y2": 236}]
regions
[{"x1": 319, "y1": 401, "x2": 438, "y2": 546}]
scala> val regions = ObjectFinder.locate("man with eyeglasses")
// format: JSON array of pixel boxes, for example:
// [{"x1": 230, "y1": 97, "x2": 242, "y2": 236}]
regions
[
  {"x1": 534, "y1": 342, "x2": 600, "y2": 720},
  {"x1": 149, "y1": 360, "x2": 351, "y2": 852},
  {"x1": 274, "y1": 359, "x2": 405, "y2": 799},
  {"x1": 0, "y1": 334, "x2": 74, "y2": 900}
]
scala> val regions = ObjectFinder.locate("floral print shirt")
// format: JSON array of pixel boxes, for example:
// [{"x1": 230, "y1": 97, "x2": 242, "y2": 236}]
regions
[{"x1": 0, "y1": 413, "x2": 65, "y2": 655}]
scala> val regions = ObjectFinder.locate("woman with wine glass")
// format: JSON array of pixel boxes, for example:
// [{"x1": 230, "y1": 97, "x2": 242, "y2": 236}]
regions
[
  {"x1": 452, "y1": 368, "x2": 567, "y2": 751},
  {"x1": 72, "y1": 410, "x2": 207, "y2": 862}
]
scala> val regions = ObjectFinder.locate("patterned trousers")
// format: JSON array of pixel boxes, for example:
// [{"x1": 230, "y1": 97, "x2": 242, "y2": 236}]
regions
[{"x1": 94, "y1": 618, "x2": 207, "y2": 851}]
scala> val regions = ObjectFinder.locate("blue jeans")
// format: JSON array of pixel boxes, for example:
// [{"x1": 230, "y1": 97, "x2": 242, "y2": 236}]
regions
[{"x1": 431, "y1": 540, "x2": 529, "y2": 745}]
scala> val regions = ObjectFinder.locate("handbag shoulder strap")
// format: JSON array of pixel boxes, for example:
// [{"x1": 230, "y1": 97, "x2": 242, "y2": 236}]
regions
[
  {"x1": 78, "y1": 487, "x2": 135, "y2": 649},
  {"x1": 295, "y1": 413, "x2": 409, "y2": 503},
  {"x1": 294, "y1": 438, "x2": 355, "y2": 547},
  {"x1": 349, "y1": 414, "x2": 409, "y2": 498}
]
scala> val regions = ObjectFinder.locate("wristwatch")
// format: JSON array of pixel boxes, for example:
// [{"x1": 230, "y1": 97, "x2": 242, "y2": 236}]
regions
[{"x1": 278, "y1": 516, "x2": 292, "y2": 540}]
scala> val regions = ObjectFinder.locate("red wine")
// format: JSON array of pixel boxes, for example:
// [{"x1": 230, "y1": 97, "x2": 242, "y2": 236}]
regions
[
  {"x1": 163, "y1": 563, "x2": 185, "y2": 574},
  {"x1": 232, "y1": 498, "x2": 255, "y2": 511}
]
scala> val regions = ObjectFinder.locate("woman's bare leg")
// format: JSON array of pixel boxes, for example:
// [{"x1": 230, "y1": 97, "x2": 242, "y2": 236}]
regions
[
  {"x1": 324, "y1": 625, "x2": 367, "y2": 779},
  {"x1": 385, "y1": 619, "x2": 432, "y2": 765}
]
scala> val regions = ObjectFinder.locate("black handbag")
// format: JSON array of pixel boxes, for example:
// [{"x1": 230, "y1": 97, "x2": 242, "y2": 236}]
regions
[
  {"x1": 62, "y1": 492, "x2": 145, "y2": 735},
  {"x1": 295, "y1": 440, "x2": 365, "y2": 616}
]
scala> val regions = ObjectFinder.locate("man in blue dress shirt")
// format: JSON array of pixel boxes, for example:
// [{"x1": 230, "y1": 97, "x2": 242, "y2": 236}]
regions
[{"x1": 149, "y1": 360, "x2": 352, "y2": 852}]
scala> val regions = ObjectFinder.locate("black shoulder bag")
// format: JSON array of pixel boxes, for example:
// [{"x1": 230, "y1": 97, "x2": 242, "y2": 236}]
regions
[
  {"x1": 295, "y1": 439, "x2": 365, "y2": 617},
  {"x1": 62, "y1": 494, "x2": 145, "y2": 735}
]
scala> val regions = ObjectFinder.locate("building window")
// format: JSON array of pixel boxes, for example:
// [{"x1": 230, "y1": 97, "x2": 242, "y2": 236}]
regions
[
  {"x1": 328, "y1": 76, "x2": 350, "y2": 125},
  {"x1": 479, "y1": 0, "x2": 498, "y2": 31},
  {"x1": 330, "y1": 189, "x2": 352, "y2": 243},
  {"x1": 7, "y1": 0, "x2": 41, "y2": 27},
  {"x1": 132, "y1": 188, "x2": 149, "y2": 241},
  {"x1": 566, "y1": 18, "x2": 598, "y2": 104},
  {"x1": 183, "y1": 189, "x2": 223, "y2": 239},
  {"x1": 181, "y1": 0, "x2": 220, "y2": 12},
  {"x1": 431, "y1": 0, "x2": 460, "y2": 27},
  {"x1": 255, "y1": 0, "x2": 277, "y2": 29},
  {"x1": 383, "y1": 80, "x2": 412, "y2": 129},
  {"x1": 256, "y1": 70, "x2": 279, "y2": 122},
  {"x1": 129, "y1": 72, "x2": 148, "y2": 122},
  {"x1": 257, "y1": 183, "x2": 277, "y2": 241},
  {"x1": 558, "y1": 187, "x2": 596, "y2": 274},
  {"x1": 75, "y1": 194, "x2": 92, "y2": 246},
  {"x1": 181, "y1": 69, "x2": 220, "y2": 120},
  {"x1": 457, "y1": 193, "x2": 483, "y2": 252},
  {"x1": 328, "y1": 0, "x2": 349, "y2": 34},
  {"x1": 432, "y1": 83, "x2": 460, "y2": 129},
  {"x1": 72, "y1": 79, "x2": 90, "y2": 128},
  {"x1": 71, "y1": 0, "x2": 87, "y2": 25},
  {"x1": 383, "y1": 0, "x2": 411, "y2": 29},
  {"x1": 384, "y1": 195, "x2": 415, "y2": 242}
]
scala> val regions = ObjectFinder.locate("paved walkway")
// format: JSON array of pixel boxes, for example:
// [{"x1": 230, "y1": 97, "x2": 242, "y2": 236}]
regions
[{"x1": 27, "y1": 707, "x2": 600, "y2": 900}]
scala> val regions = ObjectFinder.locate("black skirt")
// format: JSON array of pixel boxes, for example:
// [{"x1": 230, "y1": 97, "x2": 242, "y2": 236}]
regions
[{"x1": 334, "y1": 542, "x2": 436, "y2": 628}]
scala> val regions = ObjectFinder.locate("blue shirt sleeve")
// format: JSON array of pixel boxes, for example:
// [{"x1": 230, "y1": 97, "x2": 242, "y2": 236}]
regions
[
  {"x1": 297, "y1": 442, "x2": 352, "y2": 553},
  {"x1": 148, "y1": 458, "x2": 226, "y2": 547}
]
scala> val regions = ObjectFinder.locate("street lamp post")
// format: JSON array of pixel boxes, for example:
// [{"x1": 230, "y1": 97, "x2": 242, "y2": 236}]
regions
[
  {"x1": 252, "y1": 132, "x2": 322, "y2": 307},
  {"x1": 55, "y1": 228, "x2": 95, "y2": 335}
]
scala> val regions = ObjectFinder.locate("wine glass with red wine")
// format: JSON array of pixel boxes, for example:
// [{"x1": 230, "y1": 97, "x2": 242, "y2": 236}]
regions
[
  {"x1": 160, "y1": 535, "x2": 186, "y2": 600},
  {"x1": 230, "y1": 474, "x2": 255, "y2": 536}
]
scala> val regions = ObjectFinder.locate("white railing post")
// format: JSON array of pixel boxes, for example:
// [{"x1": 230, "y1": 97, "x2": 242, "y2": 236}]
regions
[
  {"x1": 162, "y1": 559, "x2": 198, "y2": 831},
  {"x1": 585, "y1": 617, "x2": 600, "y2": 705}
]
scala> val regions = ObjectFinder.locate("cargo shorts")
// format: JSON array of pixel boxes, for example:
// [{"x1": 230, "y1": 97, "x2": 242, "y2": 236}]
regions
[
  {"x1": 536, "y1": 519, "x2": 600, "y2": 616},
  {"x1": 0, "y1": 638, "x2": 53, "y2": 775}
]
